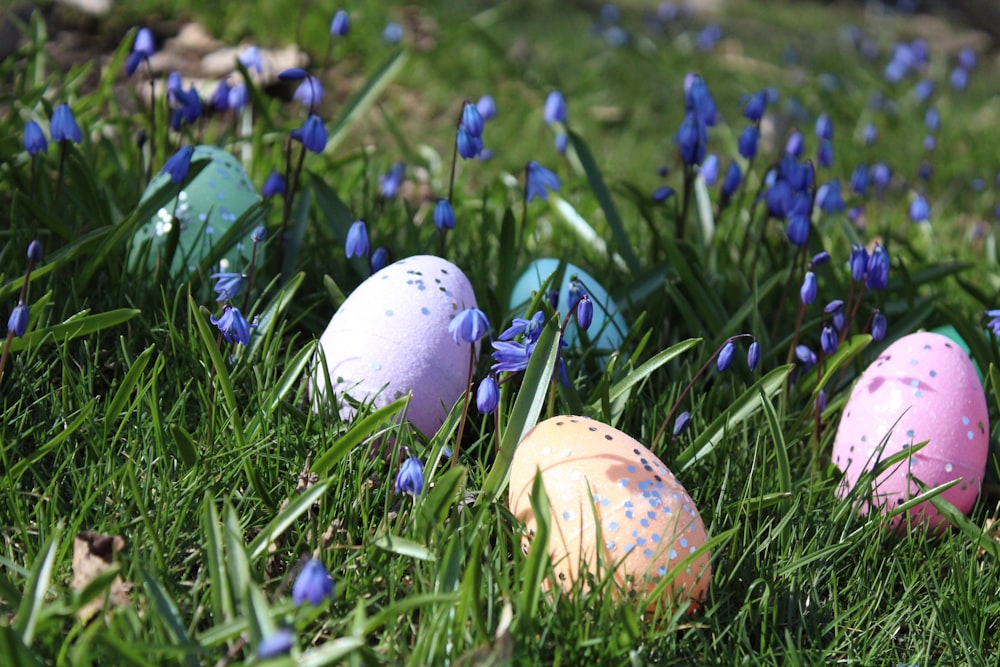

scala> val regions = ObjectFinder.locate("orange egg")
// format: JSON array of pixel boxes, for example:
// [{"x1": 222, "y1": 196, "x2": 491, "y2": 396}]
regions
[{"x1": 509, "y1": 416, "x2": 711, "y2": 612}]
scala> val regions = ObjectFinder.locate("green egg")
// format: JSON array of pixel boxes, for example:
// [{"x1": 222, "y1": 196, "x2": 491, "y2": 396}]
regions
[{"x1": 130, "y1": 145, "x2": 261, "y2": 277}]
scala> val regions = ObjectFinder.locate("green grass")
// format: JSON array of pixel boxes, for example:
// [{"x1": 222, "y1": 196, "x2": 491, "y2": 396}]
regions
[{"x1": 3, "y1": 0, "x2": 1000, "y2": 664}]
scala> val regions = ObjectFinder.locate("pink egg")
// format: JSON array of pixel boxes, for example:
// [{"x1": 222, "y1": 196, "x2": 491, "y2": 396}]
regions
[
  {"x1": 312, "y1": 255, "x2": 478, "y2": 438},
  {"x1": 509, "y1": 416, "x2": 711, "y2": 612},
  {"x1": 832, "y1": 331, "x2": 989, "y2": 529}
]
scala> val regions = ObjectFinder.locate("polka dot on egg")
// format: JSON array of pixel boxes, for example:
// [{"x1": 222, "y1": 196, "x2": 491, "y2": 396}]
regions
[{"x1": 385, "y1": 309, "x2": 393, "y2": 316}]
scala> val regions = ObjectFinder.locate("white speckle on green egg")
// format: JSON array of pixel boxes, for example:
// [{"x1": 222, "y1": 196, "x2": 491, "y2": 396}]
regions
[{"x1": 130, "y1": 145, "x2": 260, "y2": 276}]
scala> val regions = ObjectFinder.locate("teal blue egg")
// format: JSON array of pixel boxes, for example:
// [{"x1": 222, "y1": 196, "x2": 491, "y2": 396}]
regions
[
  {"x1": 930, "y1": 324, "x2": 984, "y2": 382},
  {"x1": 509, "y1": 258, "x2": 627, "y2": 357},
  {"x1": 131, "y1": 145, "x2": 260, "y2": 276}
]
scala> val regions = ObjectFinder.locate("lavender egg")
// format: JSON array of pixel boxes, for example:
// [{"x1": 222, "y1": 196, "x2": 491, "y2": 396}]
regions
[
  {"x1": 832, "y1": 331, "x2": 989, "y2": 529},
  {"x1": 312, "y1": 255, "x2": 479, "y2": 438}
]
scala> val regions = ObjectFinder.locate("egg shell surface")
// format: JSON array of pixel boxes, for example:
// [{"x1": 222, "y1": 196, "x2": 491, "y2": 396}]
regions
[
  {"x1": 131, "y1": 145, "x2": 260, "y2": 276},
  {"x1": 832, "y1": 331, "x2": 989, "y2": 529},
  {"x1": 509, "y1": 259, "x2": 627, "y2": 355},
  {"x1": 509, "y1": 415, "x2": 711, "y2": 611},
  {"x1": 312, "y1": 255, "x2": 478, "y2": 439}
]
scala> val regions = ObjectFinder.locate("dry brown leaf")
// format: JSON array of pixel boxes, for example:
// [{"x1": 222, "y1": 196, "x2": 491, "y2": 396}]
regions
[{"x1": 72, "y1": 531, "x2": 130, "y2": 624}]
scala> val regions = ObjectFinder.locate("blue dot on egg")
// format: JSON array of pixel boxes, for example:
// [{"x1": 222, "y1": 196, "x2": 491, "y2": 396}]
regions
[
  {"x1": 910, "y1": 359, "x2": 917, "y2": 365},
  {"x1": 910, "y1": 380, "x2": 919, "y2": 387},
  {"x1": 624, "y1": 544, "x2": 634, "y2": 553},
  {"x1": 657, "y1": 566, "x2": 666, "y2": 577},
  {"x1": 385, "y1": 309, "x2": 394, "y2": 316},
  {"x1": 643, "y1": 548, "x2": 653, "y2": 558},
  {"x1": 620, "y1": 479, "x2": 629, "y2": 487},
  {"x1": 651, "y1": 534, "x2": 660, "y2": 543},
  {"x1": 962, "y1": 416, "x2": 970, "y2": 425},
  {"x1": 625, "y1": 510, "x2": 634, "y2": 519},
  {"x1": 627, "y1": 465, "x2": 636, "y2": 473},
  {"x1": 930, "y1": 370, "x2": 937, "y2": 377},
  {"x1": 680, "y1": 538, "x2": 688, "y2": 548},
  {"x1": 562, "y1": 511, "x2": 573, "y2": 521},
  {"x1": 636, "y1": 538, "x2": 646, "y2": 547},
  {"x1": 421, "y1": 307, "x2": 430, "y2": 315},
  {"x1": 640, "y1": 519, "x2": 649, "y2": 527},
  {"x1": 601, "y1": 498, "x2": 610, "y2": 507},
  {"x1": 669, "y1": 549, "x2": 677, "y2": 559},
  {"x1": 967, "y1": 431, "x2": 974, "y2": 440},
  {"x1": 609, "y1": 521, "x2": 619, "y2": 532},
  {"x1": 915, "y1": 391, "x2": 923, "y2": 398},
  {"x1": 624, "y1": 501, "x2": 633, "y2": 508}
]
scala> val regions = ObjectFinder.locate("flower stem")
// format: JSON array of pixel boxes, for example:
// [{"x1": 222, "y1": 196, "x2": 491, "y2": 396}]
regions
[{"x1": 450, "y1": 343, "x2": 476, "y2": 466}]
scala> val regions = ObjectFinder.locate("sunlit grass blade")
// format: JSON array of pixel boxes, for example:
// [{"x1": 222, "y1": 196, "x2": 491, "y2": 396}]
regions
[
  {"x1": 7, "y1": 399, "x2": 96, "y2": 483},
  {"x1": 592, "y1": 338, "x2": 701, "y2": 410},
  {"x1": 140, "y1": 568, "x2": 202, "y2": 667},
  {"x1": 0, "y1": 309, "x2": 140, "y2": 354},
  {"x1": 13, "y1": 528, "x2": 60, "y2": 647},
  {"x1": 371, "y1": 532, "x2": 435, "y2": 561},
  {"x1": 187, "y1": 295, "x2": 246, "y2": 450},
  {"x1": 103, "y1": 343, "x2": 155, "y2": 427},
  {"x1": 310, "y1": 396, "x2": 411, "y2": 476},
  {"x1": 245, "y1": 270, "x2": 304, "y2": 360},
  {"x1": 327, "y1": 49, "x2": 408, "y2": 154},
  {"x1": 247, "y1": 481, "x2": 331, "y2": 559},
  {"x1": 519, "y1": 470, "x2": 551, "y2": 621},
  {"x1": 759, "y1": 391, "x2": 791, "y2": 497},
  {"x1": 201, "y1": 495, "x2": 234, "y2": 623}
]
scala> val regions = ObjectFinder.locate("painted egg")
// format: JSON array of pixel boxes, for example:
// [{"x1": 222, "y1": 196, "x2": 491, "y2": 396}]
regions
[
  {"x1": 832, "y1": 331, "x2": 989, "y2": 529},
  {"x1": 130, "y1": 145, "x2": 260, "y2": 276},
  {"x1": 509, "y1": 415, "x2": 711, "y2": 611},
  {"x1": 312, "y1": 255, "x2": 478, "y2": 438},
  {"x1": 509, "y1": 258, "x2": 627, "y2": 356}
]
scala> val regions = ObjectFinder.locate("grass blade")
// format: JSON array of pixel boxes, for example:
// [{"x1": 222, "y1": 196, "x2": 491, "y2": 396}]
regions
[
  {"x1": 14, "y1": 529, "x2": 60, "y2": 647},
  {"x1": 247, "y1": 480, "x2": 331, "y2": 559}
]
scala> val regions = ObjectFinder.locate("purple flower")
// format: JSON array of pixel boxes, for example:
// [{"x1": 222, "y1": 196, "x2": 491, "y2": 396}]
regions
[
  {"x1": 743, "y1": 90, "x2": 767, "y2": 122},
  {"x1": 817, "y1": 140, "x2": 833, "y2": 168},
  {"x1": 684, "y1": 73, "x2": 716, "y2": 125},
  {"x1": 395, "y1": 458, "x2": 424, "y2": 496},
  {"x1": 382, "y1": 22, "x2": 403, "y2": 44},
  {"x1": 795, "y1": 345, "x2": 817, "y2": 368},
  {"x1": 958, "y1": 47, "x2": 977, "y2": 70},
  {"x1": 863, "y1": 123, "x2": 878, "y2": 146},
  {"x1": 986, "y1": 310, "x2": 1000, "y2": 337},
  {"x1": 23, "y1": 120, "x2": 47, "y2": 156},
  {"x1": 700, "y1": 154, "x2": 719, "y2": 185},
  {"x1": 849, "y1": 245, "x2": 868, "y2": 282},
  {"x1": 291, "y1": 114, "x2": 327, "y2": 153},
  {"x1": 737, "y1": 125, "x2": 759, "y2": 160},
  {"x1": 292, "y1": 559, "x2": 334, "y2": 607},
  {"x1": 786, "y1": 214, "x2": 810, "y2": 247},
  {"x1": 814, "y1": 113, "x2": 833, "y2": 141},
  {"x1": 866, "y1": 244, "x2": 889, "y2": 290},
  {"x1": 227, "y1": 83, "x2": 248, "y2": 111},
  {"x1": 924, "y1": 107, "x2": 940, "y2": 132},
  {"x1": 850, "y1": 164, "x2": 869, "y2": 197},
  {"x1": 543, "y1": 90, "x2": 567, "y2": 124},
  {"x1": 721, "y1": 162, "x2": 741, "y2": 203},
  {"x1": 491, "y1": 340, "x2": 533, "y2": 373},
  {"x1": 239, "y1": 46, "x2": 262, "y2": 73},
  {"x1": 820, "y1": 325, "x2": 838, "y2": 356},
  {"x1": 525, "y1": 161, "x2": 561, "y2": 202},
  {"x1": 800, "y1": 271, "x2": 817, "y2": 305},
  {"x1": 345, "y1": 220, "x2": 369, "y2": 259},
  {"x1": 461, "y1": 101, "x2": 484, "y2": 138},
  {"x1": 652, "y1": 186, "x2": 675, "y2": 203},
  {"x1": 209, "y1": 79, "x2": 232, "y2": 111},
  {"x1": 909, "y1": 195, "x2": 930, "y2": 223},
  {"x1": 476, "y1": 95, "x2": 497, "y2": 121},
  {"x1": 476, "y1": 376, "x2": 500, "y2": 414},
  {"x1": 379, "y1": 163, "x2": 405, "y2": 198},
  {"x1": 133, "y1": 27, "x2": 155, "y2": 57},
  {"x1": 872, "y1": 311, "x2": 887, "y2": 341},
  {"x1": 50, "y1": 104, "x2": 82, "y2": 144},
  {"x1": 210, "y1": 305, "x2": 255, "y2": 345},
  {"x1": 717, "y1": 340, "x2": 736, "y2": 372},
  {"x1": 294, "y1": 78, "x2": 324, "y2": 109},
  {"x1": 160, "y1": 145, "x2": 194, "y2": 183},
  {"x1": 785, "y1": 131, "x2": 803, "y2": 157},
  {"x1": 210, "y1": 272, "x2": 247, "y2": 301},
  {"x1": 433, "y1": 199, "x2": 455, "y2": 231},
  {"x1": 370, "y1": 247, "x2": 390, "y2": 273},
  {"x1": 257, "y1": 629, "x2": 294, "y2": 659},
  {"x1": 576, "y1": 295, "x2": 593, "y2": 331},
  {"x1": 251, "y1": 226, "x2": 266, "y2": 243},
  {"x1": 456, "y1": 125, "x2": 482, "y2": 159},
  {"x1": 8, "y1": 302, "x2": 28, "y2": 338},
  {"x1": 449, "y1": 308, "x2": 491, "y2": 345},
  {"x1": 330, "y1": 9, "x2": 351, "y2": 36},
  {"x1": 673, "y1": 411, "x2": 691, "y2": 436},
  {"x1": 278, "y1": 67, "x2": 307, "y2": 81},
  {"x1": 262, "y1": 171, "x2": 286, "y2": 198},
  {"x1": 747, "y1": 341, "x2": 760, "y2": 371},
  {"x1": 816, "y1": 180, "x2": 844, "y2": 214},
  {"x1": 27, "y1": 240, "x2": 43, "y2": 263},
  {"x1": 914, "y1": 79, "x2": 934, "y2": 102},
  {"x1": 949, "y1": 67, "x2": 968, "y2": 92},
  {"x1": 499, "y1": 311, "x2": 545, "y2": 343},
  {"x1": 675, "y1": 111, "x2": 707, "y2": 166}
]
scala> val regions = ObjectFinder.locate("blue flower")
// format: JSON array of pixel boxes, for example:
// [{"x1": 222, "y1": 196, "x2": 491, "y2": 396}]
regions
[
  {"x1": 986, "y1": 310, "x2": 1000, "y2": 336},
  {"x1": 958, "y1": 47, "x2": 976, "y2": 70},
  {"x1": 866, "y1": 244, "x2": 889, "y2": 290},
  {"x1": 849, "y1": 245, "x2": 868, "y2": 282},
  {"x1": 871, "y1": 163, "x2": 891, "y2": 190},
  {"x1": 785, "y1": 213, "x2": 810, "y2": 247},
  {"x1": 382, "y1": 22, "x2": 403, "y2": 44},
  {"x1": 924, "y1": 107, "x2": 940, "y2": 133},
  {"x1": 499, "y1": 311, "x2": 545, "y2": 343},
  {"x1": 330, "y1": 9, "x2": 351, "y2": 36},
  {"x1": 674, "y1": 111, "x2": 706, "y2": 166},
  {"x1": 800, "y1": 271, "x2": 817, "y2": 305},
  {"x1": 449, "y1": 308, "x2": 491, "y2": 345},
  {"x1": 721, "y1": 162, "x2": 742, "y2": 203},
  {"x1": 239, "y1": 46, "x2": 263, "y2": 73},
  {"x1": 815, "y1": 389, "x2": 827, "y2": 412},
  {"x1": 23, "y1": 120, "x2": 47, "y2": 156},
  {"x1": 914, "y1": 79, "x2": 934, "y2": 102},
  {"x1": 795, "y1": 345, "x2": 817, "y2": 368},
  {"x1": 278, "y1": 67, "x2": 308, "y2": 81},
  {"x1": 257, "y1": 629, "x2": 294, "y2": 659},
  {"x1": 291, "y1": 114, "x2": 327, "y2": 154},
  {"x1": 950, "y1": 67, "x2": 968, "y2": 92},
  {"x1": 717, "y1": 341, "x2": 736, "y2": 372},
  {"x1": 817, "y1": 140, "x2": 833, "y2": 168},
  {"x1": 8, "y1": 302, "x2": 28, "y2": 338},
  {"x1": 210, "y1": 305, "x2": 255, "y2": 345},
  {"x1": 133, "y1": 27, "x2": 154, "y2": 57},
  {"x1": 209, "y1": 79, "x2": 231, "y2": 111},
  {"x1": 820, "y1": 325, "x2": 838, "y2": 356},
  {"x1": 576, "y1": 295, "x2": 593, "y2": 331},
  {"x1": 815, "y1": 180, "x2": 844, "y2": 214},
  {"x1": 395, "y1": 458, "x2": 424, "y2": 496},
  {"x1": 456, "y1": 125, "x2": 482, "y2": 159},
  {"x1": 50, "y1": 104, "x2": 82, "y2": 144},
  {"x1": 379, "y1": 163, "x2": 405, "y2": 198},
  {"x1": 743, "y1": 90, "x2": 767, "y2": 122},
  {"x1": 210, "y1": 272, "x2": 247, "y2": 301},
  {"x1": 525, "y1": 161, "x2": 561, "y2": 202},
  {"x1": 461, "y1": 102, "x2": 484, "y2": 138},
  {"x1": 737, "y1": 125, "x2": 759, "y2": 160},
  {"x1": 673, "y1": 411, "x2": 691, "y2": 436},
  {"x1": 169, "y1": 86, "x2": 202, "y2": 130},
  {"x1": 262, "y1": 171, "x2": 286, "y2": 198},
  {"x1": 700, "y1": 154, "x2": 719, "y2": 185},
  {"x1": 814, "y1": 113, "x2": 833, "y2": 141},
  {"x1": 294, "y1": 78, "x2": 324, "y2": 109},
  {"x1": 227, "y1": 83, "x2": 248, "y2": 111},
  {"x1": 252, "y1": 226, "x2": 266, "y2": 243},
  {"x1": 292, "y1": 559, "x2": 334, "y2": 607},
  {"x1": 491, "y1": 340, "x2": 534, "y2": 374},
  {"x1": 345, "y1": 220, "x2": 370, "y2": 259},
  {"x1": 543, "y1": 90, "x2": 567, "y2": 124},
  {"x1": 554, "y1": 132, "x2": 568, "y2": 155},
  {"x1": 652, "y1": 186, "x2": 674, "y2": 203},
  {"x1": 747, "y1": 341, "x2": 760, "y2": 371},
  {"x1": 476, "y1": 376, "x2": 500, "y2": 414},
  {"x1": 684, "y1": 73, "x2": 716, "y2": 125},
  {"x1": 784, "y1": 131, "x2": 803, "y2": 158},
  {"x1": 27, "y1": 240, "x2": 43, "y2": 262},
  {"x1": 370, "y1": 247, "x2": 390, "y2": 273},
  {"x1": 909, "y1": 194, "x2": 930, "y2": 223},
  {"x1": 872, "y1": 310, "x2": 888, "y2": 341},
  {"x1": 863, "y1": 123, "x2": 878, "y2": 146},
  {"x1": 434, "y1": 199, "x2": 455, "y2": 231},
  {"x1": 476, "y1": 95, "x2": 497, "y2": 121},
  {"x1": 850, "y1": 164, "x2": 869, "y2": 197},
  {"x1": 922, "y1": 135, "x2": 936, "y2": 152},
  {"x1": 160, "y1": 145, "x2": 194, "y2": 184}
]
